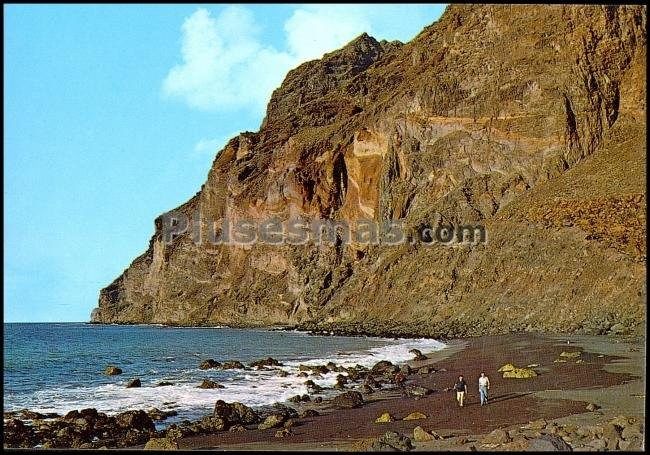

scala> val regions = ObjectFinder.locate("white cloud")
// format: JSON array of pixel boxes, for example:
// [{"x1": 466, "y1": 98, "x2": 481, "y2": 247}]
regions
[
  {"x1": 163, "y1": 6, "x2": 292, "y2": 113},
  {"x1": 163, "y1": 5, "x2": 444, "y2": 114},
  {"x1": 283, "y1": 5, "x2": 372, "y2": 61}
]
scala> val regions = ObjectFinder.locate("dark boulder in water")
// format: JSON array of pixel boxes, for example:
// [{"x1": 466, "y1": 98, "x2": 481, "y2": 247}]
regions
[
  {"x1": 249, "y1": 357, "x2": 283, "y2": 368},
  {"x1": 221, "y1": 360, "x2": 245, "y2": 370},
  {"x1": 198, "y1": 379, "x2": 224, "y2": 389},
  {"x1": 199, "y1": 359, "x2": 221, "y2": 370},
  {"x1": 304, "y1": 380, "x2": 323, "y2": 393},
  {"x1": 104, "y1": 366, "x2": 123, "y2": 375},
  {"x1": 125, "y1": 378, "x2": 141, "y2": 388},
  {"x1": 157, "y1": 381, "x2": 174, "y2": 387},
  {"x1": 147, "y1": 408, "x2": 178, "y2": 421}
]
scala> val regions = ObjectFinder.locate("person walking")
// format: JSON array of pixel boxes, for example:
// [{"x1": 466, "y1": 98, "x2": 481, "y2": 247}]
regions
[
  {"x1": 478, "y1": 372, "x2": 490, "y2": 405},
  {"x1": 454, "y1": 375, "x2": 468, "y2": 407}
]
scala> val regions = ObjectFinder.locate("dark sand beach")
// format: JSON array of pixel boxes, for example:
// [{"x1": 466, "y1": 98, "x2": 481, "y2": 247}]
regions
[{"x1": 169, "y1": 333, "x2": 644, "y2": 450}]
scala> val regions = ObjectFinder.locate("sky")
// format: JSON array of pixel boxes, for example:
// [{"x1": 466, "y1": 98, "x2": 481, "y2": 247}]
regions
[{"x1": 4, "y1": 4, "x2": 447, "y2": 322}]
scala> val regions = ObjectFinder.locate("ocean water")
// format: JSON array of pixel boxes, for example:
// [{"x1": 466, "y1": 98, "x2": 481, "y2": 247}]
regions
[{"x1": 3, "y1": 323, "x2": 446, "y2": 426}]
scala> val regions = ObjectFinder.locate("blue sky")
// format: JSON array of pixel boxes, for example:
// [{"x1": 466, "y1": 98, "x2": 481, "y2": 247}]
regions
[{"x1": 4, "y1": 4, "x2": 447, "y2": 322}]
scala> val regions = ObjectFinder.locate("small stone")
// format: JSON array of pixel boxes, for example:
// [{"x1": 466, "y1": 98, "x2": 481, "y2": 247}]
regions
[
  {"x1": 403, "y1": 412, "x2": 427, "y2": 421},
  {"x1": 275, "y1": 428, "x2": 292, "y2": 438},
  {"x1": 375, "y1": 412, "x2": 394, "y2": 423},
  {"x1": 559, "y1": 351, "x2": 581, "y2": 358},
  {"x1": 502, "y1": 368, "x2": 537, "y2": 379}
]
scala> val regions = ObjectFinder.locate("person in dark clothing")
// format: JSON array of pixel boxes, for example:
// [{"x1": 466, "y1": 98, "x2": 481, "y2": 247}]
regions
[{"x1": 454, "y1": 375, "x2": 468, "y2": 407}]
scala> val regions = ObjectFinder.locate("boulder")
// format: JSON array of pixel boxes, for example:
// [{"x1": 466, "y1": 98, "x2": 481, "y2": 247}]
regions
[
  {"x1": 585, "y1": 402, "x2": 599, "y2": 412},
  {"x1": 403, "y1": 412, "x2": 427, "y2": 421},
  {"x1": 619, "y1": 437, "x2": 643, "y2": 450},
  {"x1": 621, "y1": 423, "x2": 643, "y2": 440},
  {"x1": 413, "y1": 426, "x2": 435, "y2": 442},
  {"x1": 277, "y1": 370, "x2": 289, "y2": 377},
  {"x1": 405, "y1": 386, "x2": 432, "y2": 398},
  {"x1": 229, "y1": 424, "x2": 246, "y2": 432},
  {"x1": 482, "y1": 428, "x2": 511, "y2": 444},
  {"x1": 304, "y1": 380, "x2": 323, "y2": 393},
  {"x1": 371, "y1": 360, "x2": 399, "y2": 376},
  {"x1": 105, "y1": 366, "x2": 123, "y2": 376},
  {"x1": 365, "y1": 376, "x2": 381, "y2": 388},
  {"x1": 199, "y1": 359, "x2": 221, "y2": 370},
  {"x1": 526, "y1": 434, "x2": 573, "y2": 451},
  {"x1": 375, "y1": 412, "x2": 394, "y2": 423},
  {"x1": 525, "y1": 419, "x2": 548, "y2": 430},
  {"x1": 213, "y1": 400, "x2": 259, "y2": 426},
  {"x1": 249, "y1": 357, "x2": 283, "y2": 368},
  {"x1": 157, "y1": 381, "x2": 173, "y2": 387},
  {"x1": 198, "y1": 379, "x2": 224, "y2": 389},
  {"x1": 199, "y1": 416, "x2": 226, "y2": 432},
  {"x1": 147, "y1": 408, "x2": 178, "y2": 421},
  {"x1": 125, "y1": 379, "x2": 141, "y2": 388},
  {"x1": 258, "y1": 414, "x2": 285, "y2": 430},
  {"x1": 409, "y1": 349, "x2": 428, "y2": 361},
  {"x1": 332, "y1": 391, "x2": 364, "y2": 409},
  {"x1": 400, "y1": 364, "x2": 412, "y2": 375},
  {"x1": 221, "y1": 360, "x2": 245, "y2": 370},
  {"x1": 144, "y1": 437, "x2": 178, "y2": 450},
  {"x1": 497, "y1": 363, "x2": 516, "y2": 373},
  {"x1": 299, "y1": 409, "x2": 319, "y2": 418},
  {"x1": 114, "y1": 410, "x2": 155, "y2": 432},
  {"x1": 418, "y1": 367, "x2": 431, "y2": 375},
  {"x1": 371, "y1": 431, "x2": 413, "y2": 452},
  {"x1": 502, "y1": 368, "x2": 537, "y2": 379},
  {"x1": 587, "y1": 438, "x2": 607, "y2": 450}
]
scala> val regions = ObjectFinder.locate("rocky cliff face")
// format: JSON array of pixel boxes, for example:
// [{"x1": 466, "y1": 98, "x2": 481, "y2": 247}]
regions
[{"x1": 92, "y1": 5, "x2": 647, "y2": 337}]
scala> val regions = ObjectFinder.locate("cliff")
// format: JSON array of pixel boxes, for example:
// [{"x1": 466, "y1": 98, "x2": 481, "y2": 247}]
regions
[{"x1": 92, "y1": 5, "x2": 647, "y2": 337}]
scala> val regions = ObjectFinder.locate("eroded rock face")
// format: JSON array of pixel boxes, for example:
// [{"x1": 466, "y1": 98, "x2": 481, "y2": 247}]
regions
[{"x1": 92, "y1": 5, "x2": 646, "y2": 338}]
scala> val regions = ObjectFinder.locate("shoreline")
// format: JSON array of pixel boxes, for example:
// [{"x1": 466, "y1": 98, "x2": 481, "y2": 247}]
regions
[
  {"x1": 4, "y1": 332, "x2": 644, "y2": 450},
  {"x1": 172, "y1": 332, "x2": 645, "y2": 451}
]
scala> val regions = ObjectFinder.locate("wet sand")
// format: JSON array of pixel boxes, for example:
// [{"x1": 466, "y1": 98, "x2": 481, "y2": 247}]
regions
[{"x1": 174, "y1": 333, "x2": 643, "y2": 450}]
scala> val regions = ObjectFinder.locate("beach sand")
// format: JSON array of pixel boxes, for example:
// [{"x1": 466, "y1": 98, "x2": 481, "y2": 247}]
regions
[{"x1": 169, "y1": 332, "x2": 644, "y2": 450}]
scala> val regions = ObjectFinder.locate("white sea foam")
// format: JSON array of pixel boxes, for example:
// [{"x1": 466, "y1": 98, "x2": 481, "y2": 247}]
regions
[{"x1": 6, "y1": 336, "x2": 446, "y2": 426}]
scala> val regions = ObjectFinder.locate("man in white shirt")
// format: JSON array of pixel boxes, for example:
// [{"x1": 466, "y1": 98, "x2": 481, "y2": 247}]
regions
[{"x1": 478, "y1": 372, "x2": 490, "y2": 405}]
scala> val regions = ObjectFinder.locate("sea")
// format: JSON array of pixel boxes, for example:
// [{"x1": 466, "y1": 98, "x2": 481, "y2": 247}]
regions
[{"x1": 3, "y1": 323, "x2": 446, "y2": 427}]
